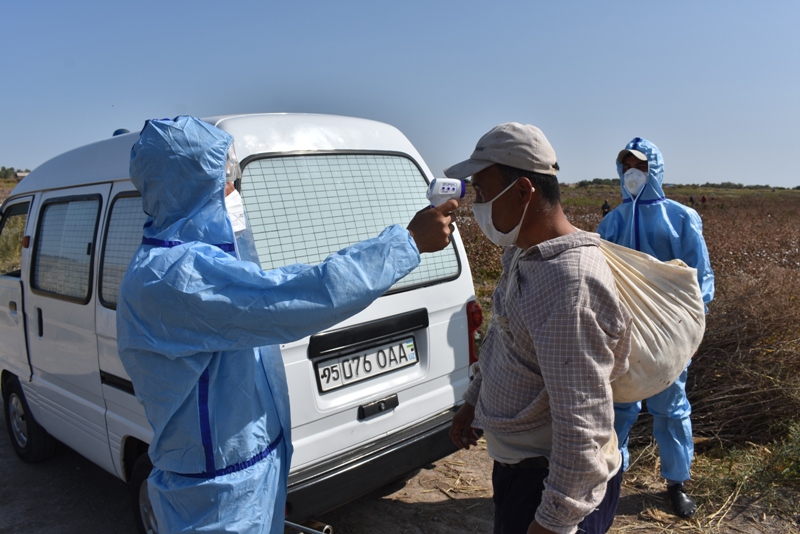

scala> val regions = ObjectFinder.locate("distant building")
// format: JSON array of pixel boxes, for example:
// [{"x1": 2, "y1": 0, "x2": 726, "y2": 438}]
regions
[{"x1": 15, "y1": 172, "x2": 29, "y2": 182}]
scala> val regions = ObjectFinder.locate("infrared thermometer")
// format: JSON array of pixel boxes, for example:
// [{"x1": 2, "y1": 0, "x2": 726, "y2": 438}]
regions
[{"x1": 426, "y1": 178, "x2": 465, "y2": 207}]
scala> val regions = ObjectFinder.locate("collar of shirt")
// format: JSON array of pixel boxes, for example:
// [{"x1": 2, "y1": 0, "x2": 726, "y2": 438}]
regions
[{"x1": 521, "y1": 230, "x2": 601, "y2": 260}]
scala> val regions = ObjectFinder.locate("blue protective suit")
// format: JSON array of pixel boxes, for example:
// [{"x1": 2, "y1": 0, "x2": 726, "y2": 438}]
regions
[
  {"x1": 117, "y1": 116, "x2": 421, "y2": 533},
  {"x1": 597, "y1": 137, "x2": 714, "y2": 484}
]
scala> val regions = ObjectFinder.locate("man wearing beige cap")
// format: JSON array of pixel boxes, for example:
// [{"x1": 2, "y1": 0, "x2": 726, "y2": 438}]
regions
[{"x1": 447, "y1": 123, "x2": 632, "y2": 534}]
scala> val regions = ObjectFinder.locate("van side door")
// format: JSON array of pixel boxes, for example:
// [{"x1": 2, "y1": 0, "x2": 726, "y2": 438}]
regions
[
  {"x1": 95, "y1": 185, "x2": 152, "y2": 478},
  {"x1": 0, "y1": 199, "x2": 32, "y2": 379},
  {"x1": 24, "y1": 184, "x2": 115, "y2": 474}
]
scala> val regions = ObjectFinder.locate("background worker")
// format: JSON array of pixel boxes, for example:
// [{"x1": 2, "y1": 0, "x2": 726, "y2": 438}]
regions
[
  {"x1": 117, "y1": 116, "x2": 456, "y2": 533},
  {"x1": 447, "y1": 122, "x2": 632, "y2": 534},
  {"x1": 597, "y1": 137, "x2": 715, "y2": 518}
]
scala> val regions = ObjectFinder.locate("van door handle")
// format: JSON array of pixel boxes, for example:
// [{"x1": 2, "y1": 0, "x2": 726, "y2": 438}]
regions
[
  {"x1": 37, "y1": 307, "x2": 43, "y2": 337},
  {"x1": 8, "y1": 301, "x2": 16, "y2": 313}
]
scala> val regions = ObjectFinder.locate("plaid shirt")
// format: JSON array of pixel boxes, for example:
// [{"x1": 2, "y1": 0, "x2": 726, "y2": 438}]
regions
[{"x1": 464, "y1": 231, "x2": 631, "y2": 534}]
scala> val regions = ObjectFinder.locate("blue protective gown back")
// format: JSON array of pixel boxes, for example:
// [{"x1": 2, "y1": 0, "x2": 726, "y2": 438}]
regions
[{"x1": 117, "y1": 116, "x2": 421, "y2": 533}]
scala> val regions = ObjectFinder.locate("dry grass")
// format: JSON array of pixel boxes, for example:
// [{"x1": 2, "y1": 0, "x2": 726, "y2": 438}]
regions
[
  {"x1": 458, "y1": 186, "x2": 800, "y2": 528},
  {"x1": 431, "y1": 439, "x2": 492, "y2": 498},
  {"x1": 586, "y1": 190, "x2": 800, "y2": 529}
]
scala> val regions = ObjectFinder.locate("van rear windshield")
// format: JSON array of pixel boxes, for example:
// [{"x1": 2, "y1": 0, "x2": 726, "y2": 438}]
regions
[{"x1": 241, "y1": 154, "x2": 460, "y2": 291}]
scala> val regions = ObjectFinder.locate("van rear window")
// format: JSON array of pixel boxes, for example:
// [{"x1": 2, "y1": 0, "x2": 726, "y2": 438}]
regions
[{"x1": 241, "y1": 154, "x2": 460, "y2": 290}]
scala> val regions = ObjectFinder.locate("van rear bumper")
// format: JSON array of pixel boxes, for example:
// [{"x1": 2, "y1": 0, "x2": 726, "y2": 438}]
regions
[{"x1": 286, "y1": 405, "x2": 459, "y2": 521}]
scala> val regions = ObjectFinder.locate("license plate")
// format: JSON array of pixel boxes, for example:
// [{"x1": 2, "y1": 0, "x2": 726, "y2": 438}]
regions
[{"x1": 315, "y1": 338, "x2": 417, "y2": 392}]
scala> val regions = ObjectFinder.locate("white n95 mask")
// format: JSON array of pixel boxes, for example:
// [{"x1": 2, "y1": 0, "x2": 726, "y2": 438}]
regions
[
  {"x1": 472, "y1": 180, "x2": 531, "y2": 247},
  {"x1": 225, "y1": 189, "x2": 247, "y2": 233},
  {"x1": 623, "y1": 168, "x2": 648, "y2": 198}
]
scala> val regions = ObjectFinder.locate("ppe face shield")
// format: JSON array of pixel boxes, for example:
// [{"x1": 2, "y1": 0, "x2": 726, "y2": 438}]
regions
[
  {"x1": 222, "y1": 141, "x2": 260, "y2": 265},
  {"x1": 225, "y1": 142, "x2": 242, "y2": 184},
  {"x1": 224, "y1": 142, "x2": 247, "y2": 233}
]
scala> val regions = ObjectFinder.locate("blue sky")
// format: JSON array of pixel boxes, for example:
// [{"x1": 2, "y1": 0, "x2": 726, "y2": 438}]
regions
[{"x1": 2, "y1": 1, "x2": 799, "y2": 188}]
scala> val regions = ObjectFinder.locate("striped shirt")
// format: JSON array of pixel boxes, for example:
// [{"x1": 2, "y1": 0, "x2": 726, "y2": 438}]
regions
[{"x1": 464, "y1": 231, "x2": 631, "y2": 534}]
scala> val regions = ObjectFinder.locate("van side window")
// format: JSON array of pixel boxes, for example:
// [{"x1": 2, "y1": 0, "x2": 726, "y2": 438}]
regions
[
  {"x1": 0, "y1": 202, "x2": 30, "y2": 277},
  {"x1": 32, "y1": 197, "x2": 101, "y2": 301},
  {"x1": 100, "y1": 195, "x2": 147, "y2": 308}
]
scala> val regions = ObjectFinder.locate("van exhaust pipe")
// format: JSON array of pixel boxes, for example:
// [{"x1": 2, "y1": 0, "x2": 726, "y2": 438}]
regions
[{"x1": 284, "y1": 519, "x2": 333, "y2": 534}]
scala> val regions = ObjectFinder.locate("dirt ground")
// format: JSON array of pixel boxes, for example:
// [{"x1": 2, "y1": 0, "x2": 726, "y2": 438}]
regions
[
  {"x1": 312, "y1": 440, "x2": 799, "y2": 534},
  {"x1": 2, "y1": 399, "x2": 798, "y2": 534}
]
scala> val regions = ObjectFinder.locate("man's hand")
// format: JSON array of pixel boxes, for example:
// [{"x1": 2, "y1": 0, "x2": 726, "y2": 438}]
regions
[
  {"x1": 449, "y1": 402, "x2": 479, "y2": 449},
  {"x1": 406, "y1": 199, "x2": 458, "y2": 253}
]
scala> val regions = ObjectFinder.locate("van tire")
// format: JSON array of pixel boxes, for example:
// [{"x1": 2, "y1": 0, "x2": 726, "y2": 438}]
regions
[
  {"x1": 131, "y1": 453, "x2": 158, "y2": 534},
  {"x1": 2, "y1": 376, "x2": 56, "y2": 463}
]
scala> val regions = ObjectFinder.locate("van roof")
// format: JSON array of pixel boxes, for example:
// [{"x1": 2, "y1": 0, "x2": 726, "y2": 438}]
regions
[{"x1": 10, "y1": 113, "x2": 429, "y2": 197}]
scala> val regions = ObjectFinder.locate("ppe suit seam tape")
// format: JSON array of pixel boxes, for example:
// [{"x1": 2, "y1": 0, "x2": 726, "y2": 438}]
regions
[
  {"x1": 180, "y1": 430, "x2": 284, "y2": 479},
  {"x1": 198, "y1": 368, "x2": 215, "y2": 474},
  {"x1": 141, "y1": 236, "x2": 235, "y2": 252},
  {"x1": 623, "y1": 197, "x2": 665, "y2": 205}
]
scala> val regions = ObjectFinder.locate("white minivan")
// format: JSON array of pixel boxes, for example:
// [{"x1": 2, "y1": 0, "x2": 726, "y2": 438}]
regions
[{"x1": 0, "y1": 113, "x2": 483, "y2": 532}]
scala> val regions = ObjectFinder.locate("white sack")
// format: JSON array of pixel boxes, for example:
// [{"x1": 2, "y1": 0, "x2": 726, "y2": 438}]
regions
[{"x1": 598, "y1": 239, "x2": 706, "y2": 403}]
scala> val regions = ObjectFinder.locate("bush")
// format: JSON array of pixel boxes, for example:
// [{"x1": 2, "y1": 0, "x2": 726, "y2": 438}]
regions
[{"x1": 460, "y1": 187, "x2": 800, "y2": 450}]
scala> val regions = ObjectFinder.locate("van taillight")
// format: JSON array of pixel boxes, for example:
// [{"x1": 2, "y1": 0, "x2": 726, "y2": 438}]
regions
[{"x1": 466, "y1": 300, "x2": 483, "y2": 365}]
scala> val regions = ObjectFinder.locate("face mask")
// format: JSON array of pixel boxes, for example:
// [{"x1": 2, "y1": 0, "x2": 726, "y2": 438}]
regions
[
  {"x1": 623, "y1": 168, "x2": 647, "y2": 198},
  {"x1": 472, "y1": 180, "x2": 531, "y2": 246},
  {"x1": 225, "y1": 189, "x2": 247, "y2": 233}
]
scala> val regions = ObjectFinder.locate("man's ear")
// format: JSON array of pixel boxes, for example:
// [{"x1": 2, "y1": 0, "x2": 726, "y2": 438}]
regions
[{"x1": 517, "y1": 177, "x2": 534, "y2": 204}]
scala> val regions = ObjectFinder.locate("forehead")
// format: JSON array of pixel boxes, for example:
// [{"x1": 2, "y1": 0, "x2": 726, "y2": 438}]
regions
[
  {"x1": 470, "y1": 165, "x2": 503, "y2": 187},
  {"x1": 623, "y1": 154, "x2": 648, "y2": 167}
]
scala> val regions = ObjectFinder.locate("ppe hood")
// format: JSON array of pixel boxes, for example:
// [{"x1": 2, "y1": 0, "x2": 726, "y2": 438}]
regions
[
  {"x1": 617, "y1": 137, "x2": 665, "y2": 203},
  {"x1": 130, "y1": 116, "x2": 235, "y2": 249}
]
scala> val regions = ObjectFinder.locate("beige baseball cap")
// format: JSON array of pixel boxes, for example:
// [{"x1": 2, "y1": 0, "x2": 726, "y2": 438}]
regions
[
  {"x1": 444, "y1": 122, "x2": 559, "y2": 179},
  {"x1": 616, "y1": 148, "x2": 648, "y2": 164}
]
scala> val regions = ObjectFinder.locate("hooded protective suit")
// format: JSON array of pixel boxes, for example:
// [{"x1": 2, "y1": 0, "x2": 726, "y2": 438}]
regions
[
  {"x1": 117, "y1": 116, "x2": 421, "y2": 533},
  {"x1": 597, "y1": 137, "x2": 714, "y2": 483}
]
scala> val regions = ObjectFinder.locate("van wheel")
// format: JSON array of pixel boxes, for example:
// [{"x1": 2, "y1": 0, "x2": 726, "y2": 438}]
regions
[
  {"x1": 2, "y1": 376, "x2": 56, "y2": 463},
  {"x1": 131, "y1": 453, "x2": 159, "y2": 534}
]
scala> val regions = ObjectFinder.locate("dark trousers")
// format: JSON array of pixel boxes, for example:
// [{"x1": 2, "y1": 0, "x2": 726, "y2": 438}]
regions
[{"x1": 492, "y1": 461, "x2": 623, "y2": 534}]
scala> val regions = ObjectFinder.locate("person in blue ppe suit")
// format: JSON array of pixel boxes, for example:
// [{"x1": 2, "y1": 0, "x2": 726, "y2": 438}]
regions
[
  {"x1": 597, "y1": 137, "x2": 714, "y2": 519},
  {"x1": 116, "y1": 116, "x2": 457, "y2": 534}
]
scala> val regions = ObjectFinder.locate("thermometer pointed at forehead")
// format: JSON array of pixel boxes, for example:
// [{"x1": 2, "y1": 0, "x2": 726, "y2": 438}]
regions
[{"x1": 426, "y1": 178, "x2": 466, "y2": 207}]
